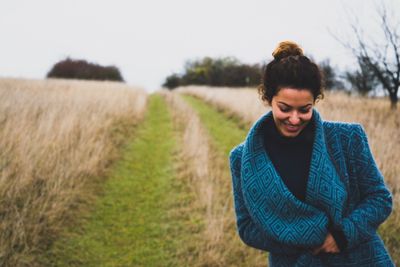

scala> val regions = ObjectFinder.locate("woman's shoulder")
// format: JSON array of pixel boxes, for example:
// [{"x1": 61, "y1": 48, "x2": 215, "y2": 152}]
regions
[
  {"x1": 323, "y1": 120, "x2": 367, "y2": 139},
  {"x1": 323, "y1": 120, "x2": 369, "y2": 150},
  {"x1": 230, "y1": 142, "x2": 245, "y2": 159},
  {"x1": 323, "y1": 120, "x2": 362, "y2": 132},
  {"x1": 229, "y1": 142, "x2": 245, "y2": 173}
]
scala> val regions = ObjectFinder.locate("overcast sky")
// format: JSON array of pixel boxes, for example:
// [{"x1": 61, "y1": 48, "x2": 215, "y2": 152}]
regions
[{"x1": 0, "y1": 0, "x2": 399, "y2": 92}]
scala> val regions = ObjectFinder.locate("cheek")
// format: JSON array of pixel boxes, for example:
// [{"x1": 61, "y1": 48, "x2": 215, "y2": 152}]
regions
[
  {"x1": 272, "y1": 109, "x2": 288, "y2": 121},
  {"x1": 300, "y1": 112, "x2": 313, "y2": 122}
]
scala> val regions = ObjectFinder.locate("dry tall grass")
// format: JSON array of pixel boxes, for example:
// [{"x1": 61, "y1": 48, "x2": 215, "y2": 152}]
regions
[
  {"x1": 176, "y1": 86, "x2": 267, "y2": 123},
  {"x1": 178, "y1": 86, "x2": 400, "y2": 262},
  {"x1": 0, "y1": 78, "x2": 147, "y2": 266},
  {"x1": 162, "y1": 91, "x2": 266, "y2": 266}
]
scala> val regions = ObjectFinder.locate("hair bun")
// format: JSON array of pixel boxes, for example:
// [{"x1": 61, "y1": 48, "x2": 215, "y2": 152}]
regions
[{"x1": 272, "y1": 41, "x2": 304, "y2": 60}]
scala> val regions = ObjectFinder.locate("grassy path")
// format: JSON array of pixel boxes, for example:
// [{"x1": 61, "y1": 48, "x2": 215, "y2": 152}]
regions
[
  {"x1": 181, "y1": 94, "x2": 268, "y2": 266},
  {"x1": 181, "y1": 95, "x2": 248, "y2": 156},
  {"x1": 45, "y1": 94, "x2": 190, "y2": 266}
]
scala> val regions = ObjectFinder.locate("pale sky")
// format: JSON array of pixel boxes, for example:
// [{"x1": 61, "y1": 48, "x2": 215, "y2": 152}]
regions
[{"x1": 0, "y1": 0, "x2": 399, "y2": 92}]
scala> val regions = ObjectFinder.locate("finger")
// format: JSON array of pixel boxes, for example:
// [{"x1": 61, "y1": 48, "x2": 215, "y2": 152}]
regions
[
  {"x1": 321, "y1": 240, "x2": 332, "y2": 251},
  {"x1": 324, "y1": 243, "x2": 340, "y2": 253},
  {"x1": 326, "y1": 236, "x2": 340, "y2": 253},
  {"x1": 312, "y1": 246, "x2": 322, "y2": 255},
  {"x1": 332, "y1": 244, "x2": 340, "y2": 253},
  {"x1": 327, "y1": 247, "x2": 340, "y2": 253},
  {"x1": 322, "y1": 235, "x2": 338, "y2": 250},
  {"x1": 312, "y1": 248, "x2": 319, "y2": 255}
]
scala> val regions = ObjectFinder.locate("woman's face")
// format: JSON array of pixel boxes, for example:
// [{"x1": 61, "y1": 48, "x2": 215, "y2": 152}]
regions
[{"x1": 270, "y1": 88, "x2": 314, "y2": 138}]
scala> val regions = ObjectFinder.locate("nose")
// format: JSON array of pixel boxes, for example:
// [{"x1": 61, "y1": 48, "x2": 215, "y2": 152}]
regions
[{"x1": 288, "y1": 112, "x2": 300, "y2": 125}]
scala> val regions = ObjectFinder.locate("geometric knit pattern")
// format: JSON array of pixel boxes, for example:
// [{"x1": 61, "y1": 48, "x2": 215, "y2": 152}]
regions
[{"x1": 229, "y1": 109, "x2": 394, "y2": 266}]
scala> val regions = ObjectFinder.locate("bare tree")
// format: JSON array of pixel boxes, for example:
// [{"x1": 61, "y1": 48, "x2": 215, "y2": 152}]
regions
[
  {"x1": 344, "y1": 58, "x2": 379, "y2": 96},
  {"x1": 335, "y1": 2, "x2": 400, "y2": 109}
]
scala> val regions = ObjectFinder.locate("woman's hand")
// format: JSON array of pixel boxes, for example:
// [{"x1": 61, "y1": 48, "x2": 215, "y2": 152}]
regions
[{"x1": 312, "y1": 232, "x2": 340, "y2": 255}]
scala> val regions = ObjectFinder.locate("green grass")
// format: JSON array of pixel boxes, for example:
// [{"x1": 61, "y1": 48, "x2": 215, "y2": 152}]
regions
[
  {"x1": 44, "y1": 94, "x2": 193, "y2": 267},
  {"x1": 180, "y1": 95, "x2": 248, "y2": 156}
]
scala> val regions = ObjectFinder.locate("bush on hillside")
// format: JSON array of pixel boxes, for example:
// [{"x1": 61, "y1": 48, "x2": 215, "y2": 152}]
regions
[{"x1": 47, "y1": 58, "x2": 124, "y2": 82}]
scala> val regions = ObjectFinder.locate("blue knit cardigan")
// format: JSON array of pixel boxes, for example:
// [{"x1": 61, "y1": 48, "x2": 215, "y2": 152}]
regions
[{"x1": 229, "y1": 109, "x2": 394, "y2": 266}]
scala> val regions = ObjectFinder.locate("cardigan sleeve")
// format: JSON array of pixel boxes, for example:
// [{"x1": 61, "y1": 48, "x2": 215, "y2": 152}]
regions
[
  {"x1": 339, "y1": 124, "x2": 393, "y2": 249},
  {"x1": 229, "y1": 144, "x2": 305, "y2": 255}
]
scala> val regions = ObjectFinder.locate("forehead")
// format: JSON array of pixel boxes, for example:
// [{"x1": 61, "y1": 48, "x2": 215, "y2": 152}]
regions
[{"x1": 274, "y1": 88, "x2": 314, "y2": 106}]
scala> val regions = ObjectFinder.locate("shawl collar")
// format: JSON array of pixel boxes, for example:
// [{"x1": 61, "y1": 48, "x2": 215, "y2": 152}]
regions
[{"x1": 240, "y1": 108, "x2": 347, "y2": 245}]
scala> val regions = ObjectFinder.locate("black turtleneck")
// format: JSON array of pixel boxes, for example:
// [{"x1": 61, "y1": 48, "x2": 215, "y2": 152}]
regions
[{"x1": 263, "y1": 116, "x2": 315, "y2": 202}]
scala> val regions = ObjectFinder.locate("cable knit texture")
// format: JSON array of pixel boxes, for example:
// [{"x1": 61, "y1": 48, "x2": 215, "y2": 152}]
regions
[{"x1": 229, "y1": 109, "x2": 394, "y2": 266}]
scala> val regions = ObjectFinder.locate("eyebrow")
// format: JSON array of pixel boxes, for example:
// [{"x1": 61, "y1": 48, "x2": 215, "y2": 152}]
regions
[{"x1": 277, "y1": 102, "x2": 313, "y2": 109}]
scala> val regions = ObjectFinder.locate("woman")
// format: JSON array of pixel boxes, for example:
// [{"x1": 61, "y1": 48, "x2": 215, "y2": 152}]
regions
[{"x1": 229, "y1": 41, "x2": 394, "y2": 266}]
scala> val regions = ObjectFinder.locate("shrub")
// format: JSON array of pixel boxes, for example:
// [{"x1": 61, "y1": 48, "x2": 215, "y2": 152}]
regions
[{"x1": 47, "y1": 58, "x2": 124, "y2": 82}]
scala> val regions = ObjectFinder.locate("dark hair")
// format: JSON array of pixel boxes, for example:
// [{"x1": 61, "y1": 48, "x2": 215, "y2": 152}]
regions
[{"x1": 258, "y1": 41, "x2": 324, "y2": 104}]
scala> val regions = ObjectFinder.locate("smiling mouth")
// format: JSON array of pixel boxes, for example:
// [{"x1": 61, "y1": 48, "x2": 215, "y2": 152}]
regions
[{"x1": 283, "y1": 123, "x2": 301, "y2": 132}]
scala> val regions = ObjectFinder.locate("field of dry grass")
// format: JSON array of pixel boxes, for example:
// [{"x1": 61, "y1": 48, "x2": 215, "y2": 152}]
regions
[
  {"x1": 0, "y1": 78, "x2": 147, "y2": 266},
  {"x1": 178, "y1": 85, "x2": 400, "y2": 262},
  {"x1": 176, "y1": 86, "x2": 267, "y2": 123},
  {"x1": 1, "y1": 79, "x2": 398, "y2": 266}
]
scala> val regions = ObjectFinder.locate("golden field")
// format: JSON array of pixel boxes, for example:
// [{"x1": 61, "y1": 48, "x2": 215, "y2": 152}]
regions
[
  {"x1": 0, "y1": 78, "x2": 147, "y2": 266},
  {"x1": 1, "y1": 79, "x2": 399, "y2": 266}
]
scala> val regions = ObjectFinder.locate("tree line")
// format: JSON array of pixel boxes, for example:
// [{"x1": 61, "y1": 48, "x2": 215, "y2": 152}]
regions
[
  {"x1": 163, "y1": 56, "x2": 377, "y2": 96},
  {"x1": 163, "y1": 57, "x2": 261, "y2": 89}
]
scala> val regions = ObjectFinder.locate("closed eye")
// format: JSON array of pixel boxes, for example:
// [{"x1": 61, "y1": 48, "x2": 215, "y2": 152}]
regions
[
  {"x1": 278, "y1": 106, "x2": 311, "y2": 113},
  {"x1": 277, "y1": 102, "x2": 312, "y2": 113},
  {"x1": 299, "y1": 108, "x2": 311, "y2": 114}
]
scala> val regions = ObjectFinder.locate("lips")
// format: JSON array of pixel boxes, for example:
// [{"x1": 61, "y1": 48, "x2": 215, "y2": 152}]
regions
[{"x1": 283, "y1": 123, "x2": 301, "y2": 132}]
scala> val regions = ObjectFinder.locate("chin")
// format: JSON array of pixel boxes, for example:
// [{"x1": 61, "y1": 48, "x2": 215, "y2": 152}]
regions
[
  {"x1": 279, "y1": 125, "x2": 304, "y2": 137},
  {"x1": 277, "y1": 122, "x2": 307, "y2": 137},
  {"x1": 282, "y1": 131, "x2": 300, "y2": 138}
]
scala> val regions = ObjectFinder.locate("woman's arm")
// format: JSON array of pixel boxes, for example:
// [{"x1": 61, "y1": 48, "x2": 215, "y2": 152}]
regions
[
  {"x1": 339, "y1": 124, "x2": 393, "y2": 249},
  {"x1": 230, "y1": 144, "x2": 304, "y2": 255}
]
